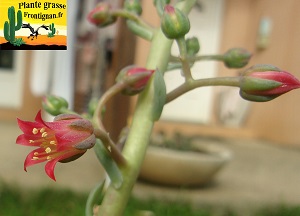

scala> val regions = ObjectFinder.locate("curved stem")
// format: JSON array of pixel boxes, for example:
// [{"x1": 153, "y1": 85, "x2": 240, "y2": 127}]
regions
[
  {"x1": 92, "y1": 73, "x2": 154, "y2": 166},
  {"x1": 93, "y1": 82, "x2": 128, "y2": 131},
  {"x1": 112, "y1": 9, "x2": 155, "y2": 33},
  {"x1": 166, "y1": 76, "x2": 241, "y2": 103},
  {"x1": 94, "y1": 128, "x2": 127, "y2": 166},
  {"x1": 93, "y1": 73, "x2": 150, "y2": 130},
  {"x1": 126, "y1": 20, "x2": 154, "y2": 41}
]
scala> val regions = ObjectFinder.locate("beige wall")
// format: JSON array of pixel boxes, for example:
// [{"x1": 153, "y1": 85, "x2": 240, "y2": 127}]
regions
[
  {"x1": 220, "y1": 0, "x2": 300, "y2": 145},
  {"x1": 0, "y1": 51, "x2": 42, "y2": 122},
  {"x1": 134, "y1": 0, "x2": 300, "y2": 146}
]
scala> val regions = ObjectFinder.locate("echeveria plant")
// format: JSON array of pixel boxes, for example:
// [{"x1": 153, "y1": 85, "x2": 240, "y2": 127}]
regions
[{"x1": 15, "y1": 1, "x2": 300, "y2": 215}]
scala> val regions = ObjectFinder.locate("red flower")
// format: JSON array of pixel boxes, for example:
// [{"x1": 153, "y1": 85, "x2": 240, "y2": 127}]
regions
[{"x1": 16, "y1": 111, "x2": 96, "y2": 181}]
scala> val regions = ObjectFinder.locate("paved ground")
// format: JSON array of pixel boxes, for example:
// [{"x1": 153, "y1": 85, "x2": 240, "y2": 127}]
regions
[
  {"x1": 2, "y1": 121, "x2": 300, "y2": 214},
  {"x1": 133, "y1": 138, "x2": 300, "y2": 214}
]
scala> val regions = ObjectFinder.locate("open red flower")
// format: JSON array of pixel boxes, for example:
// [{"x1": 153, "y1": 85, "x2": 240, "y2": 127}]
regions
[{"x1": 16, "y1": 111, "x2": 96, "y2": 181}]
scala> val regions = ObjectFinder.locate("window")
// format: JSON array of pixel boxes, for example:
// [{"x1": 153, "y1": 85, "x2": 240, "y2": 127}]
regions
[
  {"x1": 0, "y1": 51, "x2": 14, "y2": 70},
  {"x1": 0, "y1": 51, "x2": 25, "y2": 108}
]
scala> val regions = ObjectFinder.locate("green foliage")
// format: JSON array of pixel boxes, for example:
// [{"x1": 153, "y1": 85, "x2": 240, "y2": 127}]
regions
[
  {"x1": 1, "y1": 185, "x2": 300, "y2": 216},
  {"x1": 47, "y1": 23, "x2": 56, "y2": 37},
  {"x1": 255, "y1": 205, "x2": 300, "y2": 216},
  {"x1": 3, "y1": 6, "x2": 22, "y2": 44},
  {"x1": 0, "y1": 185, "x2": 87, "y2": 216},
  {"x1": 12, "y1": 38, "x2": 25, "y2": 46}
]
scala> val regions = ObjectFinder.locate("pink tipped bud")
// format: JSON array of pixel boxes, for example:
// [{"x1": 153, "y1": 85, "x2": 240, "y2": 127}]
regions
[
  {"x1": 116, "y1": 65, "x2": 155, "y2": 95},
  {"x1": 87, "y1": 3, "x2": 117, "y2": 27},
  {"x1": 240, "y1": 64, "x2": 300, "y2": 102},
  {"x1": 161, "y1": 5, "x2": 190, "y2": 39}
]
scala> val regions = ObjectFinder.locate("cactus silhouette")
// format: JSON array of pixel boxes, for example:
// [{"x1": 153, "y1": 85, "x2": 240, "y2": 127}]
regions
[
  {"x1": 48, "y1": 23, "x2": 56, "y2": 37},
  {"x1": 3, "y1": 6, "x2": 22, "y2": 44}
]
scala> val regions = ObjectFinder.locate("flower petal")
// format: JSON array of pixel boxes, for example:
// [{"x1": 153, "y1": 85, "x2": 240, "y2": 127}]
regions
[
  {"x1": 45, "y1": 157, "x2": 60, "y2": 181},
  {"x1": 16, "y1": 134, "x2": 42, "y2": 146},
  {"x1": 24, "y1": 148, "x2": 47, "y2": 171},
  {"x1": 44, "y1": 150, "x2": 85, "y2": 181},
  {"x1": 17, "y1": 118, "x2": 44, "y2": 135}
]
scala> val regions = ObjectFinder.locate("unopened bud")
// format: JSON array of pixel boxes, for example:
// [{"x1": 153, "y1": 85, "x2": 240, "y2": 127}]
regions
[
  {"x1": 87, "y1": 3, "x2": 117, "y2": 27},
  {"x1": 116, "y1": 65, "x2": 155, "y2": 95},
  {"x1": 161, "y1": 5, "x2": 190, "y2": 39},
  {"x1": 239, "y1": 64, "x2": 300, "y2": 102},
  {"x1": 42, "y1": 95, "x2": 68, "y2": 116},
  {"x1": 224, "y1": 48, "x2": 252, "y2": 68},
  {"x1": 186, "y1": 37, "x2": 200, "y2": 56},
  {"x1": 124, "y1": 0, "x2": 142, "y2": 15}
]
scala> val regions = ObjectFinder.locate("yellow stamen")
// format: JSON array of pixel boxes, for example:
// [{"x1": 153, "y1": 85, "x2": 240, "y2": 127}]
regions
[
  {"x1": 42, "y1": 132, "x2": 48, "y2": 138},
  {"x1": 50, "y1": 140, "x2": 56, "y2": 145},
  {"x1": 47, "y1": 156, "x2": 52, "y2": 161},
  {"x1": 45, "y1": 147, "x2": 51, "y2": 153},
  {"x1": 32, "y1": 128, "x2": 38, "y2": 134},
  {"x1": 29, "y1": 140, "x2": 34, "y2": 143},
  {"x1": 34, "y1": 152, "x2": 39, "y2": 156},
  {"x1": 32, "y1": 156, "x2": 39, "y2": 160},
  {"x1": 40, "y1": 128, "x2": 45, "y2": 133},
  {"x1": 108, "y1": 145, "x2": 112, "y2": 152}
]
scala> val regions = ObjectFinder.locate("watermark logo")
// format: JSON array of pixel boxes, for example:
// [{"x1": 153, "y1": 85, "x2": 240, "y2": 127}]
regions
[{"x1": 0, "y1": 0, "x2": 67, "y2": 50}]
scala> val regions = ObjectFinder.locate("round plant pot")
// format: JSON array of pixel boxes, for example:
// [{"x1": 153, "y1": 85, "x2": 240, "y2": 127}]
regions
[{"x1": 139, "y1": 138, "x2": 232, "y2": 187}]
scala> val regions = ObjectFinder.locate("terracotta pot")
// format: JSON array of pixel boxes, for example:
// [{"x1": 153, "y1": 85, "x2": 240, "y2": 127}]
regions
[{"x1": 139, "y1": 138, "x2": 232, "y2": 186}]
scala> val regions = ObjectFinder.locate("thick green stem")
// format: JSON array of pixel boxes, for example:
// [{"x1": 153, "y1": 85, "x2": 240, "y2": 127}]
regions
[
  {"x1": 97, "y1": 1, "x2": 196, "y2": 215},
  {"x1": 166, "y1": 76, "x2": 241, "y2": 103},
  {"x1": 96, "y1": 29, "x2": 172, "y2": 216}
]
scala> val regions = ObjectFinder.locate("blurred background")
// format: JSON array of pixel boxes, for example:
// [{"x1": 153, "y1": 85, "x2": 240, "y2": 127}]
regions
[{"x1": 1, "y1": 0, "x2": 300, "y2": 214}]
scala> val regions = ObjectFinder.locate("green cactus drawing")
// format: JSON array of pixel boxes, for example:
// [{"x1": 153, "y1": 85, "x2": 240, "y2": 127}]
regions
[
  {"x1": 47, "y1": 23, "x2": 56, "y2": 37},
  {"x1": 3, "y1": 6, "x2": 23, "y2": 44}
]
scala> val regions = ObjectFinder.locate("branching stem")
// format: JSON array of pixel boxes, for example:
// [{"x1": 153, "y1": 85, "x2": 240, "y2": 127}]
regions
[{"x1": 166, "y1": 76, "x2": 241, "y2": 103}]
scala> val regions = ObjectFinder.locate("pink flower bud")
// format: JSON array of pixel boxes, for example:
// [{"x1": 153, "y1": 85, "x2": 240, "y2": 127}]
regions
[
  {"x1": 161, "y1": 5, "x2": 190, "y2": 39},
  {"x1": 240, "y1": 64, "x2": 300, "y2": 101},
  {"x1": 16, "y1": 111, "x2": 96, "y2": 180},
  {"x1": 116, "y1": 65, "x2": 155, "y2": 95},
  {"x1": 87, "y1": 3, "x2": 117, "y2": 27}
]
